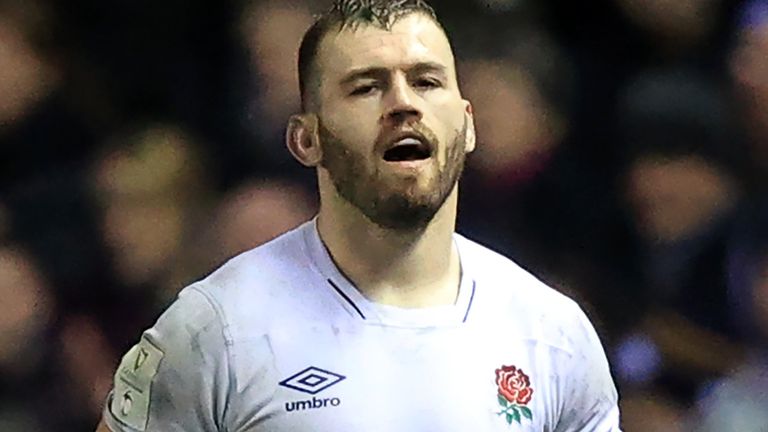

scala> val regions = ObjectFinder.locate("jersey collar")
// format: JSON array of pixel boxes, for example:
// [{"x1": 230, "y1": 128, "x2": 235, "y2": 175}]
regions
[{"x1": 302, "y1": 218, "x2": 476, "y2": 328}]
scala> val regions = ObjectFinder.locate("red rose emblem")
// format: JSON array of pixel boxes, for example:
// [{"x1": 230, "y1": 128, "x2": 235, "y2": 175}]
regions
[{"x1": 495, "y1": 365, "x2": 533, "y2": 405}]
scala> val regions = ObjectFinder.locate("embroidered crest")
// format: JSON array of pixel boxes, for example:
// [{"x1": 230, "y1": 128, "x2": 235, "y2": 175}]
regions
[{"x1": 495, "y1": 365, "x2": 533, "y2": 425}]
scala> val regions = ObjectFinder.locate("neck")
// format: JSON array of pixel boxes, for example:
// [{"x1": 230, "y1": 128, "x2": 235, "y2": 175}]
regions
[{"x1": 317, "y1": 187, "x2": 461, "y2": 308}]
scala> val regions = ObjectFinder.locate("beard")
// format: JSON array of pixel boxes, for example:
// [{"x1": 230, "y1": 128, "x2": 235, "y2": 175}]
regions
[{"x1": 319, "y1": 119, "x2": 468, "y2": 232}]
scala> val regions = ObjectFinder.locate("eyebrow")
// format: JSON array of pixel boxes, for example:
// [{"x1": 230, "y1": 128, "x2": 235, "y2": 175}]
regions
[{"x1": 339, "y1": 62, "x2": 448, "y2": 86}]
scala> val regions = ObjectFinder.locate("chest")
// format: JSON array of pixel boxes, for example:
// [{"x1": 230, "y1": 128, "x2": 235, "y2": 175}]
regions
[{"x1": 227, "y1": 321, "x2": 565, "y2": 432}]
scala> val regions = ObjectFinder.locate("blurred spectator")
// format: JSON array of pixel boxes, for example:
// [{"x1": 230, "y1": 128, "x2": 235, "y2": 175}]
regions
[
  {"x1": 549, "y1": 0, "x2": 739, "y2": 75},
  {"x1": 240, "y1": 0, "x2": 313, "y2": 134},
  {"x1": 59, "y1": 314, "x2": 116, "y2": 421},
  {"x1": 731, "y1": 0, "x2": 768, "y2": 181},
  {"x1": 460, "y1": 54, "x2": 565, "y2": 185},
  {"x1": 234, "y1": 0, "x2": 317, "y2": 179},
  {"x1": 455, "y1": 28, "x2": 637, "y2": 334},
  {"x1": 0, "y1": 0, "x2": 99, "y2": 194},
  {"x1": 620, "y1": 392, "x2": 687, "y2": 432},
  {"x1": 614, "y1": 0, "x2": 726, "y2": 53},
  {"x1": 542, "y1": 0, "x2": 742, "y2": 211},
  {"x1": 687, "y1": 198, "x2": 768, "y2": 431},
  {"x1": 91, "y1": 123, "x2": 214, "y2": 300},
  {"x1": 206, "y1": 178, "x2": 316, "y2": 266},
  {"x1": 0, "y1": 242, "x2": 56, "y2": 431},
  {"x1": 3, "y1": 164, "x2": 124, "y2": 425},
  {"x1": 728, "y1": 199, "x2": 768, "y2": 352},
  {"x1": 457, "y1": 28, "x2": 571, "y2": 261},
  {"x1": 0, "y1": 244, "x2": 53, "y2": 384},
  {"x1": 6, "y1": 174, "x2": 110, "y2": 307},
  {"x1": 613, "y1": 69, "x2": 752, "y2": 410},
  {"x1": 0, "y1": 240, "x2": 115, "y2": 430},
  {"x1": 0, "y1": 1, "x2": 58, "y2": 127}
]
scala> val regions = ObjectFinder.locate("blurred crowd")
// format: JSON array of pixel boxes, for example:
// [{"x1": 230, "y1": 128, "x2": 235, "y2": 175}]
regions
[{"x1": 0, "y1": 0, "x2": 767, "y2": 430}]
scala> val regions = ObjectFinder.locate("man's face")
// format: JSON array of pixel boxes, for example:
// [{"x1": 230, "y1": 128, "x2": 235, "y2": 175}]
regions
[{"x1": 312, "y1": 13, "x2": 472, "y2": 231}]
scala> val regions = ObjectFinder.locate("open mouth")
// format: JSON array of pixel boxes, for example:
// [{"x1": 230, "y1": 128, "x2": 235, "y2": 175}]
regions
[{"x1": 383, "y1": 137, "x2": 432, "y2": 162}]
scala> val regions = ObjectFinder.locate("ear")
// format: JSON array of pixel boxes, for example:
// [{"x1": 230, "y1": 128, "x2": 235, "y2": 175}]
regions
[
  {"x1": 286, "y1": 113, "x2": 321, "y2": 167},
  {"x1": 463, "y1": 100, "x2": 476, "y2": 154}
]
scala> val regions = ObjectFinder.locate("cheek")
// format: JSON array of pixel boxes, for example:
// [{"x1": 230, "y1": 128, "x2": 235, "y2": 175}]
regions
[
  {"x1": 432, "y1": 103, "x2": 466, "y2": 148},
  {"x1": 321, "y1": 109, "x2": 378, "y2": 148},
  {"x1": 435, "y1": 96, "x2": 465, "y2": 127}
]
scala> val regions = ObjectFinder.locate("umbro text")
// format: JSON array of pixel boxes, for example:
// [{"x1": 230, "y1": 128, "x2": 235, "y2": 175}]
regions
[{"x1": 285, "y1": 397, "x2": 341, "y2": 412}]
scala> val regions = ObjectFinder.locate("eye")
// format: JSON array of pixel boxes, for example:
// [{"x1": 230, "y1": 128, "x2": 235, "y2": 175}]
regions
[
  {"x1": 350, "y1": 84, "x2": 378, "y2": 96},
  {"x1": 414, "y1": 78, "x2": 442, "y2": 90}
]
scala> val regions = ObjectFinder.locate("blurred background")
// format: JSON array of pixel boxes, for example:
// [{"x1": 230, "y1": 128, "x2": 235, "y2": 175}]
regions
[{"x1": 1, "y1": 0, "x2": 767, "y2": 430}]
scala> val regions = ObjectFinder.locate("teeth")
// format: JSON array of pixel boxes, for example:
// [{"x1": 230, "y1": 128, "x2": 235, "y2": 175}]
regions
[{"x1": 395, "y1": 137, "x2": 422, "y2": 146}]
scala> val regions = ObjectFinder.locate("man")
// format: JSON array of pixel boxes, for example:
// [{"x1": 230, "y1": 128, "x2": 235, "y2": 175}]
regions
[{"x1": 97, "y1": 1, "x2": 621, "y2": 430}]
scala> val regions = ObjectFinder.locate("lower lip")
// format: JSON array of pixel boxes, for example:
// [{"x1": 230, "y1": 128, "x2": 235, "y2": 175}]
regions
[{"x1": 383, "y1": 159, "x2": 432, "y2": 170}]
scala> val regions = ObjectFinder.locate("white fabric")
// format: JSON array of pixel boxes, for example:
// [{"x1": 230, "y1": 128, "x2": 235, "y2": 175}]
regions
[{"x1": 104, "y1": 219, "x2": 621, "y2": 431}]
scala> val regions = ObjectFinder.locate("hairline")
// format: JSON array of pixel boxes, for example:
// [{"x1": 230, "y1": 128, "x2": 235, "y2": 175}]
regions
[{"x1": 300, "y1": 10, "x2": 446, "y2": 114}]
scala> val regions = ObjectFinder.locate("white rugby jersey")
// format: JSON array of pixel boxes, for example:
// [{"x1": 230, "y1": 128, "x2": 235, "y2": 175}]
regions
[{"x1": 103, "y1": 219, "x2": 621, "y2": 432}]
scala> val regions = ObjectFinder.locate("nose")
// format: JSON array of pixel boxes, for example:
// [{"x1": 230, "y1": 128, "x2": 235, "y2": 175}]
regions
[{"x1": 382, "y1": 75, "x2": 422, "y2": 125}]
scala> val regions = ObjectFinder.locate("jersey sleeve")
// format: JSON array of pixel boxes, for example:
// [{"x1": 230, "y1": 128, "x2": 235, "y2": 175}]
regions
[
  {"x1": 555, "y1": 306, "x2": 622, "y2": 432},
  {"x1": 102, "y1": 285, "x2": 231, "y2": 432}
]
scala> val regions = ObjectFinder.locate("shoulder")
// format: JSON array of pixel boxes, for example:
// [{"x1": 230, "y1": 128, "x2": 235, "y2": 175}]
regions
[
  {"x1": 456, "y1": 234, "x2": 580, "y2": 315},
  {"x1": 184, "y1": 220, "x2": 324, "y2": 339},
  {"x1": 456, "y1": 234, "x2": 593, "y2": 354},
  {"x1": 203, "y1": 220, "x2": 313, "y2": 292},
  {"x1": 105, "y1": 284, "x2": 230, "y2": 431}
]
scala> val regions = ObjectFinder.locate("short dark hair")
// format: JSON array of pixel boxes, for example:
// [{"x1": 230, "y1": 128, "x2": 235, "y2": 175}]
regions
[{"x1": 297, "y1": 0, "x2": 440, "y2": 112}]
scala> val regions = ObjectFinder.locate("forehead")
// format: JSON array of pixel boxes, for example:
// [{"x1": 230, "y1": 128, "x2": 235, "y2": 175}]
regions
[{"x1": 316, "y1": 14, "x2": 456, "y2": 80}]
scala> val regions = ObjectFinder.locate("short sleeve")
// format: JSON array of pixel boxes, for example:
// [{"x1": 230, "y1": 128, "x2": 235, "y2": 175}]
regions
[
  {"x1": 555, "y1": 306, "x2": 622, "y2": 432},
  {"x1": 103, "y1": 285, "x2": 231, "y2": 432}
]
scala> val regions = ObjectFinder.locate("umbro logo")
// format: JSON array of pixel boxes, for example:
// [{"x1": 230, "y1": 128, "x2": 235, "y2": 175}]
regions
[
  {"x1": 279, "y1": 366, "x2": 345, "y2": 395},
  {"x1": 279, "y1": 366, "x2": 345, "y2": 412}
]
